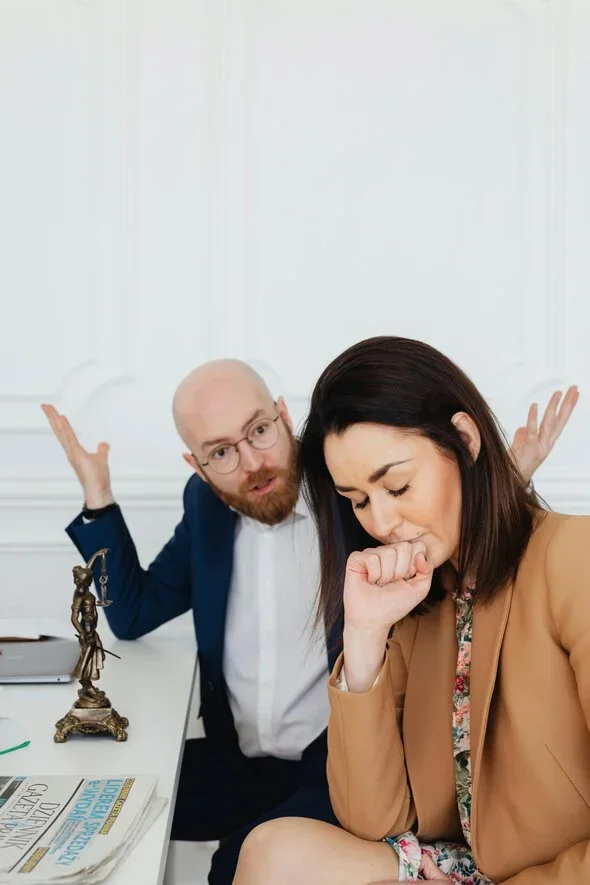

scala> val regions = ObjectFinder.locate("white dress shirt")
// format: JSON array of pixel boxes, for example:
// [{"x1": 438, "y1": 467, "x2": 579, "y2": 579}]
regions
[{"x1": 222, "y1": 495, "x2": 329, "y2": 759}]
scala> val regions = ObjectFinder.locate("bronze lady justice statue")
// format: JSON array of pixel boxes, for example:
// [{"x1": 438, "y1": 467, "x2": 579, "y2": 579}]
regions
[{"x1": 54, "y1": 548, "x2": 129, "y2": 742}]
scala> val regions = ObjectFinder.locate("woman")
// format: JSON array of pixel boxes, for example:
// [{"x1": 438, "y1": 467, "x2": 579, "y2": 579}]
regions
[{"x1": 233, "y1": 337, "x2": 589, "y2": 884}]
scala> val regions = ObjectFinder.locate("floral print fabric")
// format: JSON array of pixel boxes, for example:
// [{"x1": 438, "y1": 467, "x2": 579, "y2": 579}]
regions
[{"x1": 385, "y1": 590, "x2": 493, "y2": 883}]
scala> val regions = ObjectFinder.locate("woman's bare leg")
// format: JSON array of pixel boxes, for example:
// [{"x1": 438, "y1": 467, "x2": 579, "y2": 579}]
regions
[{"x1": 232, "y1": 817, "x2": 398, "y2": 885}]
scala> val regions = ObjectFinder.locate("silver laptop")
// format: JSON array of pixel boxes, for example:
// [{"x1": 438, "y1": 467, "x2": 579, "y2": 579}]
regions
[{"x1": 0, "y1": 638, "x2": 80, "y2": 684}]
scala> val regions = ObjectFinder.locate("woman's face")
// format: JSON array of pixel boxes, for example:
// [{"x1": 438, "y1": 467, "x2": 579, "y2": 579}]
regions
[{"x1": 324, "y1": 423, "x2": 463, "y2": 569}]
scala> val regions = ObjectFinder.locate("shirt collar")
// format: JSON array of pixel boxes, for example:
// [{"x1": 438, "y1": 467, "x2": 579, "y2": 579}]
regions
[
  {"x1": 292, "y1": 494, "x2": 310, "y2": 521},
  {"x1": 234, "y1": 493, "x2": 310, "y2": 531}
]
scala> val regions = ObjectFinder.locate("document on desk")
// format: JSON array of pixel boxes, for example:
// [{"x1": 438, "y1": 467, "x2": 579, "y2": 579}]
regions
[{"x1": 0, "y1": 774, "x2": 166, "y2": 883}]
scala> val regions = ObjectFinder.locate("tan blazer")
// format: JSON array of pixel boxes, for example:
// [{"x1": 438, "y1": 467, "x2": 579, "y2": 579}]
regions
[{"x1": 328, "y1": 511, "x2": 590, "y2": 884}]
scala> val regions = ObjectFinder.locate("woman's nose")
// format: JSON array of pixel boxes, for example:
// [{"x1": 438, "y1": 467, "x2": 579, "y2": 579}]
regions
[{"x1": 370, "y1": 499, "x2": 404, "y2": 543}]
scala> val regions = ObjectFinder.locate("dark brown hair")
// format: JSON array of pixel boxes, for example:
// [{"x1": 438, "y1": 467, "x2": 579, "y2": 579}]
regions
[{"x1": 299, "y1": 336, "x2": 544, "y2": 639}]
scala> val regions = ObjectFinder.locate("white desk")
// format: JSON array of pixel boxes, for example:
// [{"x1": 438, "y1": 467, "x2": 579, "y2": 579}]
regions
[{"x1": 0, "y1": 614, "x2": 197, "y2": 885}]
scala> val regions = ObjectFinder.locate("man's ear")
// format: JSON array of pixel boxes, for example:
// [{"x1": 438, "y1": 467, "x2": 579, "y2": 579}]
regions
[
  {"x1": 276, "y1": 395, "x2": 293, "y2": 433},
  {"x1": 182, "y1": 452, "x2": 208, "y2": 483},
  {"x1": 451, "y1": 412, "x2": 481, "y2": 462}
]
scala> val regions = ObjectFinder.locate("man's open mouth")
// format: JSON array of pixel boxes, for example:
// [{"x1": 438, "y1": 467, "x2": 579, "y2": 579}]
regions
[{"x1": 249, "y1": 477, "x2": 277, "y2": 496}]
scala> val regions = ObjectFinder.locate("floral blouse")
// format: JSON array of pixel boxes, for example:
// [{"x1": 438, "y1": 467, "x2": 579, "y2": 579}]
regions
[{"x1": 385, "y1": 590, "x2": 494, "y2": 883}]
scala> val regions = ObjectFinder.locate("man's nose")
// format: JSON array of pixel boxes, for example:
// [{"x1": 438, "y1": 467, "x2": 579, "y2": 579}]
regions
[{"x1": 238, "y1": 440, "x2": 265, "y2": 472}]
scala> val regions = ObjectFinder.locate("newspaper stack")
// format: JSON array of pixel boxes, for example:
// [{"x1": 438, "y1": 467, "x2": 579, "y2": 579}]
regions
[{"x1": 0, "y1": 775, "x2": 166, "y2": 883}]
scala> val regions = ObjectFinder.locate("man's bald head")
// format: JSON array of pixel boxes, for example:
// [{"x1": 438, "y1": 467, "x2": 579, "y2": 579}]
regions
[
  {"x1": 172, "y1": 359, "x2": 274, "y2": 449},
  {"x1": 172, "y1": 359, "x2": 298, "y2": 525}
]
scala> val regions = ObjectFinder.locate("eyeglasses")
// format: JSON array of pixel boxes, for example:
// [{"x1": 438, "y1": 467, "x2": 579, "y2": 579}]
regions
[{"x1": 195, "y1": 413, "x2": 281, "y2": 475}]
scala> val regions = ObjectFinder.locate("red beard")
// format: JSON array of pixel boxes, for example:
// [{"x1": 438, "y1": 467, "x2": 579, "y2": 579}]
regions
[{"x1": 210, "y1": 436, "x2": 300, "y2": 526}]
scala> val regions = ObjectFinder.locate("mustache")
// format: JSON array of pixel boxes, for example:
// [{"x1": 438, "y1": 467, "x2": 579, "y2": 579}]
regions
[{"x1": 240, "y1": 468, "x2": 281, "y2": 493}]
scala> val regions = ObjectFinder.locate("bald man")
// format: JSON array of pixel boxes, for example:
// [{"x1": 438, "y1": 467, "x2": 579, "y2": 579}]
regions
[
  {"x1": 41, "y1": 361, "x2": 340, "y2": 885},
  {"x1": 42, "y1": 369, "x2": 578, "y2": 885}
]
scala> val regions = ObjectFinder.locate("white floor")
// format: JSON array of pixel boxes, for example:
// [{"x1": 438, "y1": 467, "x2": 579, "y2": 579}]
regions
[{"x1": 164, "y1": 840, "x2": 218, "y2": 885}]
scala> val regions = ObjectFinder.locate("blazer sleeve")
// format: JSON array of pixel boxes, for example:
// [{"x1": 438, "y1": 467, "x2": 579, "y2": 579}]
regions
[
  {"x1": 499, "y1": 515, "x2": 590, "y2": 885},
  {"x1": 327, "y1": 634, "x2": 416, "y2": 840},
  {"x1": 65, "y1": 482, "x2": 194, "y2": 640}
]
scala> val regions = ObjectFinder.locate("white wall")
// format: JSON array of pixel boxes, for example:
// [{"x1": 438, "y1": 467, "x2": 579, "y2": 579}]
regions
[{"x1": 1, "y1": 0, "x2": 589, "y2": 620}]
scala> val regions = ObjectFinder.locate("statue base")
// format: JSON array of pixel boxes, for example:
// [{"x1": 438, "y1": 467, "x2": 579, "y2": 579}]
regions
[{"x1": 54, "y1": 701, "x2": 129, "y2": 743}]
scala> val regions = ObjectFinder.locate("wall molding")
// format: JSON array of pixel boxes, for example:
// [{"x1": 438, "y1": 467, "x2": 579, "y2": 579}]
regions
[
  {"x1": 0, "y1": 473, "x2": 588, "y2": 509},
  {"x1": 0, "y1": 474, "x2": 186, "y2": 507},
  {"x1": 0, "y1": 542, "x2": 74, "y2": 555}
]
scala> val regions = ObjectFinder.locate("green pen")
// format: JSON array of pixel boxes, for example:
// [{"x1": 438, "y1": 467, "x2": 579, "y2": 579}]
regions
[{"x1": 0, "y1": 718, "x2": 31, "y2": 755}]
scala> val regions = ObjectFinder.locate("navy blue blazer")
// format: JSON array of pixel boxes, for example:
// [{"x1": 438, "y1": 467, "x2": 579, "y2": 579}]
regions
[{"x1": 66, "y1": 474, "x2": 341, "y2": 749}]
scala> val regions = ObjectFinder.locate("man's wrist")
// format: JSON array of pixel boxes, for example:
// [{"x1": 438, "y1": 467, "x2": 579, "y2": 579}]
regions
[{"x1": 83, "y1": 489, "x2": 115, "y2": 510}]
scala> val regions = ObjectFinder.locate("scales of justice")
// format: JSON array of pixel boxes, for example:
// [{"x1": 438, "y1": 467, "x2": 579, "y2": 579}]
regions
[{"x1": 54, "y1": 548, "x2": 129, "y2": 743}]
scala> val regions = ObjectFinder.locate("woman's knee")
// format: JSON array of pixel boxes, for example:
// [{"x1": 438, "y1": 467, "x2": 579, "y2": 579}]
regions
[{"x1": 233, "y1": 818, "x2": 317, "y2": 884}]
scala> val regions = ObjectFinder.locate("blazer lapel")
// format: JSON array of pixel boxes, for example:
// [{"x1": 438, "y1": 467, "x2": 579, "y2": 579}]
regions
[
  {"x1": 403, "y1": 593, "x2": 461, "y2": 839},
  {"x1": 193, "y1": 489, "x2": 238, "y2": 686},
  {"x1": 470, "y1": 579, "x2": 513, "y2": 852}
]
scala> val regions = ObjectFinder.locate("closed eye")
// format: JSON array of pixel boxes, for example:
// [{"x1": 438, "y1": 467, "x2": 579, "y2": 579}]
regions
[{"x1": 353, "y1": 484, "x2": 410, "y2": 511}]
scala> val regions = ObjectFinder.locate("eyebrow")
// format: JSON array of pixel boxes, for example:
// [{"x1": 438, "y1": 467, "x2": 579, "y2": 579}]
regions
[
  {"x1": 335, "y1": 459, "x2": 413, "y2": 493},
  {"x1": 201, "y1": 409, "x2": 267, "y2": 450}
]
